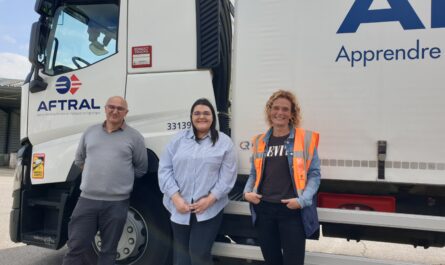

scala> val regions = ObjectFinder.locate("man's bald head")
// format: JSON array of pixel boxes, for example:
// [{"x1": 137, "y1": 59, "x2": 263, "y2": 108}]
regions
[
  {"x1": 106, "y1": 96, "x2": 128, "y2": 110},
  {"x1": 104, "y1": 96, "x2": 129, "y2": 127}
]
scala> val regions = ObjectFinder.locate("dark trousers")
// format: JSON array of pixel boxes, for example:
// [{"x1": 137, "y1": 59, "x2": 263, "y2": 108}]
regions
[
  {"x1": 62, "y1": 197, "x2": 129, "y2": 265},
  {"x1": 170, "y1": 211, "x2": 223, "y2": 265},
  {"x1": 254, "y1": 201, "x2": 306, "y2": 265}
]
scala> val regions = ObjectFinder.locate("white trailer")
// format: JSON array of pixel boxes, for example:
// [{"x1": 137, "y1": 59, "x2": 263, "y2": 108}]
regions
[{"x1": 10, "y1": 0, "x2": 445, "y2": 264}]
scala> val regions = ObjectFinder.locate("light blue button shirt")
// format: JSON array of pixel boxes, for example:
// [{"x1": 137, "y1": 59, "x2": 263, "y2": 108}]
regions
[{"x1": 158, "y1": 129, "x2": 237, "y2": 225}]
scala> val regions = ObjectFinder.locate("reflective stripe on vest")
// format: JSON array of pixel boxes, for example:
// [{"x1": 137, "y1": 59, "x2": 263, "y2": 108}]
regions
[
  {"x1": 252, "y1": 128, "x2": 319, "y2": 197},
  {"x1": 252, "y1": 134, "x2": 266, "y2": 191}
]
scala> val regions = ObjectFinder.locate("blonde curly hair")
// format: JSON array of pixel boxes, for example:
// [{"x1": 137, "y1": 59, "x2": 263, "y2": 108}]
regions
[{"x1": 265, "y1": 90, "x2": 301, "y2": 127}]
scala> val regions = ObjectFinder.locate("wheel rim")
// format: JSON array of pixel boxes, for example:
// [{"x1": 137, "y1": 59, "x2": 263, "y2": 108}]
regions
[{"x1": 93, "y1": 206, "x2": 149, "y2": 264}]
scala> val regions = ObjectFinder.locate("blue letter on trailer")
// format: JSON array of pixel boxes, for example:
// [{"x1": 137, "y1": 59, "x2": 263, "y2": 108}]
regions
[
  {"x1": 337, "y1": 0, "x2": 425, "y2": 33},
  {"x1": 432, "y1": 0, "x2": 445, "y2": 28}
]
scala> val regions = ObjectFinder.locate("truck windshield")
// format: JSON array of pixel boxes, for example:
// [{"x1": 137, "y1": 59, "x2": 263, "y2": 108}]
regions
[{"x1": 43, "y1": 3, "x2": 118, "y2": 75}]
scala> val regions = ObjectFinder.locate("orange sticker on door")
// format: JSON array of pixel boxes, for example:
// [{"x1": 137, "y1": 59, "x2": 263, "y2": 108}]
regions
[{"x1": 32, "y1": 153, "x2": 45, "y2": 179}]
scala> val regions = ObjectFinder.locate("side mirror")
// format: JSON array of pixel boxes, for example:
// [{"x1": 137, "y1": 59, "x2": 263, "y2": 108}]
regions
[
  {"x1": 29, "y1": 22, "x2": 49, "y2": 93},
  {"x1": 35, "y1": 0, "x2": 56, "y2": 17},
  {"x1": 28, "y1": 22, "x2": 45, "y2": 67},
  {"x1": 29, "y1": 76, "x2": 48, "y2": 93}
]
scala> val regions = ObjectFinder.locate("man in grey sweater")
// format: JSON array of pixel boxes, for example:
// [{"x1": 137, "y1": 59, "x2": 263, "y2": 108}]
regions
[{"x1": 62, "y1": 96, "x2": 148, "y2": 265}]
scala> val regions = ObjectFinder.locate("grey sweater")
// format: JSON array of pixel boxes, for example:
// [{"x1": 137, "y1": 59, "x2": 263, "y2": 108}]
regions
[{"x1": 75, "y1": 123, "x2": 148, "y2": 201}]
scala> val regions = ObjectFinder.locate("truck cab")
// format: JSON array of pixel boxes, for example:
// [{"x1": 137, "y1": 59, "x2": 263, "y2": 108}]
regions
[{"x1": 12, "y1": 0, "x2": 232, "y2": 264}]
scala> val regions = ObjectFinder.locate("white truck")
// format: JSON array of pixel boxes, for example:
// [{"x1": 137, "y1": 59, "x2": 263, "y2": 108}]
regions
[{"x1": 10, "y1": 0, "x2": 445, "y2": 264}]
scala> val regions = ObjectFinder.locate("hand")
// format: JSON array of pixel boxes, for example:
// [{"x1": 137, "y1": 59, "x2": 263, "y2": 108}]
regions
[
  {"x1": 171, "y1": 193, "x2": 191, "y2": 214},
  {"x1": 190, "y1": 194, "x2": 217, "y2": 215},
  {"x1": 244, "y1": 192, "x2": 262, "y2": 204},
  {"x1": 281, "y1": 198, "x2": 301, "y2": 209}
]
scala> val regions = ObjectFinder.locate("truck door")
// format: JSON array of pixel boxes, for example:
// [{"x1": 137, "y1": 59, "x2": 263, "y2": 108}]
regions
[{"x1": 26, "y1": 0, "x2": 127, "y2": 183}]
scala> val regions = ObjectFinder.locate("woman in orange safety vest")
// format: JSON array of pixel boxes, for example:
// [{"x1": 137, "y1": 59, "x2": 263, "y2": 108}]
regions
[{"x1": 243, "y1": 90, "x2": 321, "y2": 265}]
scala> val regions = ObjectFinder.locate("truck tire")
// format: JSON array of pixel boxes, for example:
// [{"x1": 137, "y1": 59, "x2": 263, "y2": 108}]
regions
[{"x1": 83, "y1": 185, "x2": 172, "y2": 265}]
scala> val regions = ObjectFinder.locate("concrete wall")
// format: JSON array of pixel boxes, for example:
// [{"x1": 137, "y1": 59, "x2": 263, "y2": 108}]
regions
[{"x1": 0, "y1": 109, "x2": 20, "y2": 167}]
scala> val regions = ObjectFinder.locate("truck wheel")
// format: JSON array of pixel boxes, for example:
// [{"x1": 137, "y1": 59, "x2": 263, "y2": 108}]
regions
[{"x1": 84, "y1": 189, "x2": 172, "y2": 265}]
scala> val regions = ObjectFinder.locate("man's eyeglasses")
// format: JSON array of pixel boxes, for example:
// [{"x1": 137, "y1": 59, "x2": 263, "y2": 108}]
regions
[
  {"x1": 106, "y1": 105, "x2": 127, "y2": 112},
  {"x1": 192, "y1": 111, "x2": 212, "y2": 117}
]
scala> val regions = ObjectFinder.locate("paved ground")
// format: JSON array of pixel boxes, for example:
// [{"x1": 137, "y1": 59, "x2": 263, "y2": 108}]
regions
[
  {"x1": 0, "y1": 246, "x2": 65, "y2": 265},
  {"x1": 0, "y1": 168, "x2": 24, "y2": 250},
  {"x1": 0, "y1": 167, "x2": 444, "y2": 265}
]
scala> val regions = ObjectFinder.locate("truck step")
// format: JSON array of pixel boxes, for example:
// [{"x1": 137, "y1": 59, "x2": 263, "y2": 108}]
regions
[
  {"x1": 22, "y1": 230, "x2": 58, "y2": 249},
  {"x1": 212, "y1": 242, "x2": 419, "y2": 265},
  {"x1": 27, "y1": 198, "x2": 62, "y2": 208},
  {"x1": 20, "y1": 192, "x2": 70, "y2": 249}
]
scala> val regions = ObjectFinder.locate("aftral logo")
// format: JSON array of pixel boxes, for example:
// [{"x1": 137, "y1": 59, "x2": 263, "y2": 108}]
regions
[
  {"x1": 55, "y1": 74, "x2": 82, "y2": 94},
  {"x1": 37, "y1": 74, "x2": 100, "y2": 112}
]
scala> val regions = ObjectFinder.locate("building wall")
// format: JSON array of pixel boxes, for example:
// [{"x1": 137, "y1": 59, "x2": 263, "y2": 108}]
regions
[
  {"x1": 0, "y1": 108, "x2": 20, "y2": 166},
  {"x1": 0, "y1": 109, "x2": 8, "y2": 166},
  {"x1": 8, "y1": 110, "x2": 20, "y2": 153},
  {"x1": 0, "y1": 78, "x2": 22, "y2": 167}
]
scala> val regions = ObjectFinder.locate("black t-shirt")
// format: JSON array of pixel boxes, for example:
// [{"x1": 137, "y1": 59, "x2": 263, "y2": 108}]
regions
[{"x1": 259, "y1": 134, "x2": 296, "y2": 203}]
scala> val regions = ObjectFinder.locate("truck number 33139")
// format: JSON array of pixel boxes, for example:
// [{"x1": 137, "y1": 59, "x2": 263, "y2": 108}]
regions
[{"x1": 167, "y1": 121, "x2": 192, "y2": 130}]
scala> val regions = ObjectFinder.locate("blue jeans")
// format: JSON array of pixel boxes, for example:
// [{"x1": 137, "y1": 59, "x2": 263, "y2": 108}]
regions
[
  {"x1": 170, "y1": 211, "x2": 223, "y2": 265},
  {"x1": 254, "y1": 201, "x2": 306, "y2": 265}
]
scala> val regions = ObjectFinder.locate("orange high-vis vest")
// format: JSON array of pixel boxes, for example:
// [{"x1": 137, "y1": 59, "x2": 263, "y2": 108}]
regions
[{"x1": 252, "y1": 128, "x2": 319, "y2": 197}]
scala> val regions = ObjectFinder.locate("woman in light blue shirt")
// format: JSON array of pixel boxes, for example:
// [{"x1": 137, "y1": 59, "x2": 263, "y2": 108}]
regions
[{"x1": 158, "y1": 98, "x2": 237, "y2": 265}]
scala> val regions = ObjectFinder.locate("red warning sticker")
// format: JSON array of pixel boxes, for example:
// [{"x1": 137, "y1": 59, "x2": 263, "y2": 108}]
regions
[{"x1": 132, "y1": 45, "x2": 152, "y2": 68}]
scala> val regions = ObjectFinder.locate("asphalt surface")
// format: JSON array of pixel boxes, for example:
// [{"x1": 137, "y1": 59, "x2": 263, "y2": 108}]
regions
[
  {"x1": 0, "y1": 246, "x2": 66, "y2": 265},
  {"x1": 0, "y1": 167, "x2": 444, "y2": 265}
]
